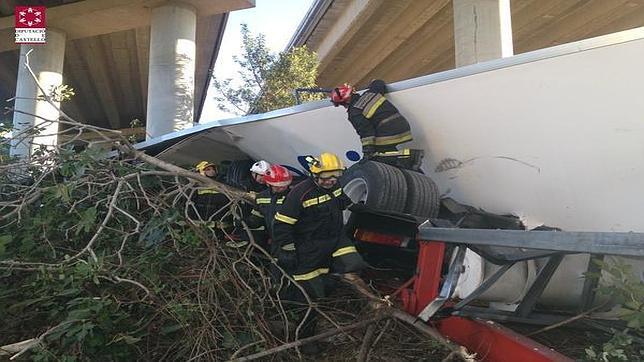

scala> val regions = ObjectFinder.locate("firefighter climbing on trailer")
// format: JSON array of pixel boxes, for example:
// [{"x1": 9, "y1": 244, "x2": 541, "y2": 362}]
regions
[
  {"x1": 331, "y1": 79, "x2": 423, "y2": 170},
  {"x1": 271, "y1": 152, "x2": 365, "y2": 352},
  {"x1": 246, "y1": 164, "x2": 294, "y2": 250}
]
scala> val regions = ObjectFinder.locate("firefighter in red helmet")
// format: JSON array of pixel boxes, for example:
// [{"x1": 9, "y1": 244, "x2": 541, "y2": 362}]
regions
[
  {"x1": 247, "y1": 164, "x2": 294, "y2": 249},
  {"x1": 331, "y1": 80, "x2": 422, "y2": 170}
]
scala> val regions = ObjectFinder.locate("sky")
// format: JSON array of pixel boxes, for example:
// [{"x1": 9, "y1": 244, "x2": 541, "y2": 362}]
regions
[{"x1": 199, "y1": 0, "x2": 315, "y2": 123}]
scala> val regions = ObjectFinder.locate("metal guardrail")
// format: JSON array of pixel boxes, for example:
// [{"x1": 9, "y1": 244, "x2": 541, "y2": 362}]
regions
[{"x1": 418, "y1": 223, "x2": 644, "y2": 257}]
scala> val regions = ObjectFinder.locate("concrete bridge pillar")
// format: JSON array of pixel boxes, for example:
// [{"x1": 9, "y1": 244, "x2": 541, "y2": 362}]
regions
[
  {"x1": 10, "y1": 28, "x2": 66, "y2": 159},
  {"x1": 453, "y1": 0, "x2": 514, "y2": 67},
  {"x1": 145, "y1": 1, "x2": 196, "y2": 139}
]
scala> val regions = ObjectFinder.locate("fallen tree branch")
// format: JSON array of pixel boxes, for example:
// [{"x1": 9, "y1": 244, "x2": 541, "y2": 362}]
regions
[
  {"x1": 229, "y1": 314, "x2": 389, "y2": 361},
  {"x1": 0, "y1": 339, "x2": 37, "y2": 357},
  {"x1": 390, "y1": 310, "x2": 476, "y2": 361},
  {"x1": 371, "y1": 319, "x2": 391, "y2": 349},
  {"x1": 2, "y1": 319, "x2": 83, "y2": 360},
  {"x1": 526, "y1": 303, "x2": 608, "y2": 337},
  {"x1": 68, "y1": 180, "x2": 123, "y2": 263},
  {"x1": 442, "y1": 347, "x2": 475, "y2": 362},
  {"x1": 112, "y1": 275, "x2": 152, "y2": 300},
  {"x1": 340, "y1": 274, "x2": 476, "y2": 361},
  {"x1": 117, "y1": 144, "x2": 254, "y2": 203},
  {"x1": 357, "y1": 324, "x2": 377, "y2": 362},
  {"x1": 16, "y1": 49, "x2": 254, "y2": 207}
]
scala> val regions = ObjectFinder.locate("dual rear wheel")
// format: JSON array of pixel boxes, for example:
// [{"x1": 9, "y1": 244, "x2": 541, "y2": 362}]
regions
[{"x1": 341, "y1": 161, "x2": 440, "y2": 218}]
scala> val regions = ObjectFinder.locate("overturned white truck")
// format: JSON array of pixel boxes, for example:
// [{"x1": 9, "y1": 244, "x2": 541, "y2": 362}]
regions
[{"x1": 139, "y1": 26, "x2": 644, "y2": 359}]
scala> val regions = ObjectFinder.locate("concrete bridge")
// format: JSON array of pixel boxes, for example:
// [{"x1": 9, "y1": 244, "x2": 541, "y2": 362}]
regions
[
  {"x1": 288, "y1": 0, "x2": 644, "y2": 89},
  {"x1": 0, "y1": 0, "x2": 254, "y2": 158}
]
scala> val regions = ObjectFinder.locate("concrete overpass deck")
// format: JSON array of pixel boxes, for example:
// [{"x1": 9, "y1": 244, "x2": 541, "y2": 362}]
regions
[{"x1": 0, "y1": 0, "x2": 253, "y2": 138}]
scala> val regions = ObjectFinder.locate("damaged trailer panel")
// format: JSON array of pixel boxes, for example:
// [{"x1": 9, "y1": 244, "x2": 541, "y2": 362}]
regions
[{"x1": 139, "y1": 26, "x2": 644, "y2": 234}]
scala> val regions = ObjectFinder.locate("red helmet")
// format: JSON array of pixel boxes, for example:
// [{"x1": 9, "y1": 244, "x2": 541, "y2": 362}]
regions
[
  {"x1": 330, "y1": 84, "x2": 353, "y2": 106},
  {"x1": 264, "y1": 165, "x2": 293, "y2": 187}
]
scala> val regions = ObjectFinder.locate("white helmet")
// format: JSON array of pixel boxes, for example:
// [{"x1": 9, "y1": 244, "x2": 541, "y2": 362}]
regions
[{"x1": 250, "y1": 160, "x2": 271, "y2": 175}]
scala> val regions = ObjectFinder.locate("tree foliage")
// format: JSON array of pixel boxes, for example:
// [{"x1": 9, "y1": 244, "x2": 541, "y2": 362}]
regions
[
  {"x1": 0, "y1": 58, "x2": 452, "y2": 361},
  {"x1": 213, "y1": 24, "x2": 325, "y2": 115},
  {"x1": 583, "y1": 260, "x2": 644, "y2": 361},
  {"x1": 0, "y1": 147, "x2": 451, "y2": 361}
]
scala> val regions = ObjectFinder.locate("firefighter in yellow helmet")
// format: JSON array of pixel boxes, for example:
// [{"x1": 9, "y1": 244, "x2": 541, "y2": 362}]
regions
[
  {"x1": 189, "y1": 161, "x2": 231, "y2": 229},
  {"x1": 271, "y1": 152, "x2": 365, "y2": 351},
  {"x1": 195, "y1": 161, "x2": 217, "y2": 178}
]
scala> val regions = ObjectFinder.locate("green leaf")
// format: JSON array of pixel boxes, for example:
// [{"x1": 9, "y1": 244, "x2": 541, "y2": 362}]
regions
[
  {"x1": 160, "y1": 324, "x2": 183, "y2": 335},
  {"x1": 213, "y1": 24, "x2": 323, "y2": 115},
  {"x1": 57, "y1": 288, "x2": 80, "y2": 297},
  {"x1": 623, "y1": 300, "x2": 641, "y2": 311},
  {"x1": 67, "y1": 308, "x2": 92, "y2": 320},
  {"x1": 54, "y1": 184, "x2": 71, "y2": 202},
  {"x1": 76, "y1": 207, "x2": 97, "y2": 235},
  {"x1": 111, "y1": 335, "x2": 141, "y2": 345},
  {"x1": 0, "y1": 234, "x2": 10, "y2": 256}
]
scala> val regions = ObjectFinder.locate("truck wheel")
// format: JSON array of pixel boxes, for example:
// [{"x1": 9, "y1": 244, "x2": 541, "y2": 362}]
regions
[
  {"x1": 401, "y1": 169, "x2": 440, "y2": 218},
  {"x1": 341, "y1": 161, "x2": 407, "y2": 212},
  {"x1": 225, "y1": 159, "x2": 254, "y2": 189}
]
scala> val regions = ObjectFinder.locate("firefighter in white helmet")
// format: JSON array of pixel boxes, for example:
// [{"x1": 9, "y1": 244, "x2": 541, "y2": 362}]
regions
[
  {"x1": 246, "y1": 160, "x2": 271, "y2": 193},
  {"x1": 227, "y1": 160, "x2": 273, "y2": 248}
]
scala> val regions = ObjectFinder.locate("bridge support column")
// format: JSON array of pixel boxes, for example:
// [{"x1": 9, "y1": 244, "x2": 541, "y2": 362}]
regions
[
  {"x1": 145, "y1": 1, "x2": 196, "y2": 139},
  {"x1": 453, "y1": 0, "x2": 513, "y2": 67},
  {"x1": 10, "y1": 28, "x2": 66, "y2": 159}
]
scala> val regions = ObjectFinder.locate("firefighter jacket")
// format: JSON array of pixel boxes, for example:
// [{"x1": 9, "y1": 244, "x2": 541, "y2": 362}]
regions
[
  {"x1": 347, "y1": 79, "x2": 413, "y2": 151},
  {"x1": 189, "y1": 187, "x2": 231, "y2": 227},
  {"x1": 242, "y1": 177, "x2": 267, "y2": 194},
  {"x1": 247, "y1": 188, "x2": 289, "y2": 240},
  {"x1": 272, "y1": 179, "x2": 364, "y2": 281}
]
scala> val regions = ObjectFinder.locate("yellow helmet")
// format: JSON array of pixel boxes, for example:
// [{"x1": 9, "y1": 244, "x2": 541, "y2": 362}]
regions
[
  {"x1": 308, "y1": 152, "x2": 344, "y2": 174},
  {"x1": 195, "y1": 160, "x2": 216, "y2": 175}
]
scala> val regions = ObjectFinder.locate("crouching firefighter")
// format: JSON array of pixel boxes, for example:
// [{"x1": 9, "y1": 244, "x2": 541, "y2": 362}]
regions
[
  {"x1": 246, "y1": 164, "x2": 294, "y2": 250},
  {"x1": 331, "y1": 79, "x2": 423, "y2": 170},
  {"x1": 272, "y1": 152, "x2": 365, "y2": 350},
  {"x1": 227, "y1": 160, "x2": 274, "y2": 248},
  {"x1": 189, "y1": 161, "x2": 234, "y2": 236}
]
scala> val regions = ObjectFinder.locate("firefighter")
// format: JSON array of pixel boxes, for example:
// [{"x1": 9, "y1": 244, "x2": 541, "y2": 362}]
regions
[
  {"x1": 330, "y1": 80, "x2": 423, "y2": 170},
  {"x1": 249, "y1": 164, "x2": 293, "y2": 241},
  {"x1": 272, "y1": 152, "x2": 365, "y2": 349},
  {"x1": 248, "y1": 160, "x2": 271, "y2": 193},
  {"x1": 246, "y1": 164, "x2": 293, "y2": 250},
  {"x1": 189, "y1": 161, "x2": 231, "y2": 229},
  {"x1": 226, "y1": 160, "x2": 273, "y2": 247}
]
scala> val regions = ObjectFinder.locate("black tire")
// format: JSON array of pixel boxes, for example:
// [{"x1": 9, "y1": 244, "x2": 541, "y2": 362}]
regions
[
  {"x1": 400, "y1": 169, "x2": 440, "y2": 218},
  {"x1": 225, "y1": 159, "x2": 255, "y2": 189},
  {"x1": 341, "y1": 161, "x2": 407, "y2": 212}
]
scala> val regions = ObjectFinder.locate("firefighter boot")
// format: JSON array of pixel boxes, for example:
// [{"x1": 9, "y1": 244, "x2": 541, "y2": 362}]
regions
[
  {"x1": 407, "y1": 148, "x2": 424, "y2": 171},
  {"x1": 372, "y1": 148, "x2": 424, "y2": 171}
]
